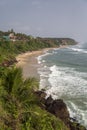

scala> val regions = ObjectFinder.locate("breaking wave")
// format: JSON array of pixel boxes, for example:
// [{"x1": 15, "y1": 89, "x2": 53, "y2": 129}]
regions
[{"x1": 37, "y1": 43, "x2": 87, "y2": 128}]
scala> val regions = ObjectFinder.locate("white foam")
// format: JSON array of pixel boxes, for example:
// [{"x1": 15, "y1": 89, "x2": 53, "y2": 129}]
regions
[
  {"x1": 42, "y1": 65, "x2": 87, "y2": 128},
  {"x1": 46, "y1": 65, "x2": 87, "y2": 97},
  {"x1": 39, "y1": 64, "x2": 87, "y2": 99},
  {"x1": 38, "y1": 65, "x2": 51, "y2": 90},
  {"x1": 37, "y1": 51, "x2": 53, "y2": 64},
  {"x1": 52, "y1": 50, "x2": 58, "y2": 54},
  {"x1": 70, "y1": 48, "x2": 87, "y2": 54},
  {"x1": 38, "y1": 45, "x2": 87, "y2": 128},
  {"x1": 67, "y1": 101, "x2": 87, "y2": 127},
  {"x1": 39, "y1": 64, "x2": 87, "y2": 127},
  {"x1": 38, "y1": 61, "x2": 41, "y2": 64},
  {"x1": 37, "y1": 55, "x2": 43, "y2": 64},
  {"x1": 42, "y1": 60, "x2": 45, "y2": 63}
]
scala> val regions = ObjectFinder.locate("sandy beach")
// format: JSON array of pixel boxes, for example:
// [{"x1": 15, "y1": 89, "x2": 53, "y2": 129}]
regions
[
  {"x1": 16, "y1": 48, "x2": 53, "y2": 79},
  {"x1": 16, "y1": 46, "x2": 68, "y2": 79}
]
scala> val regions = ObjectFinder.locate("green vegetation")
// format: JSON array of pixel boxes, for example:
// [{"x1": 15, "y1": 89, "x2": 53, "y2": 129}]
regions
[
  {"x1": 0, "y1": 40, "x2": 47, "y2": 62},
  {"x1": 0, "y1": 67, "x2": 69, "y2": 130},
  {"x1": 0, "y1": 30, "x2": 77, "y2": 64},
  {"x1": 0, "y1": 30, "x2": 81, "y2": 130}
]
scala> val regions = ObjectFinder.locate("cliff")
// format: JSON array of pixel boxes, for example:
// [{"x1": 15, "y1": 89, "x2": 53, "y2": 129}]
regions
[
  {"x1": 0, "y1": 67, "x2": 86, "y2": 130},
  {"x1": 35, "y1": 90, "x2": 86, "y2": 130}
]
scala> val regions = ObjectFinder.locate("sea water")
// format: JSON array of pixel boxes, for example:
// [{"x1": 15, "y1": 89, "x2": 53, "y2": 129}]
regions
[{"x1": 37, "y1": 42, "x2": 87, "y2": 128}]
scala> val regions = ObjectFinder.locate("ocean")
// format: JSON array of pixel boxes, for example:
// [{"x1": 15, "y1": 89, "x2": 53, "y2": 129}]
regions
[{"x1": 37, "y1": 42, "x2": 87, "y2": 128}]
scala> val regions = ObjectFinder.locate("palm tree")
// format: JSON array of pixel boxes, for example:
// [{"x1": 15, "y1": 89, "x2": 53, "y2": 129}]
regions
[{"x1": 0, "y1": 67, "x2": 39, "y2": 130}]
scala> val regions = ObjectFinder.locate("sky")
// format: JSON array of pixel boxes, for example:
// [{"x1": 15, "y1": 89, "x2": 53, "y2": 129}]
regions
[{"x1": 0, "y1": 0, "x2": 87, "y2": 42}]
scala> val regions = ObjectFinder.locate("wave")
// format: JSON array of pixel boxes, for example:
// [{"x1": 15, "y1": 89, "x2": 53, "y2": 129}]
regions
[
  {"x1": 48, "y1": 65, "x2": 87, "y2": 95},
  {"x1": 37, "y1": 51, "x2": 53, "y2": 64},
  {"x1": 67, "y1": 101, "x2": 87, "y2": 127},
  {"x1": 39, "y1": 65, "x2": 87, "y2": 98},
  {"x1": 38, "y1": 47, "x2": 87, "y2": 128},
  {"x1": 69, "y1": 48, "x2": 87, "y2": 54},
  {"x1": 38, "y1": 64, "x2": 87, "y2": 127}
]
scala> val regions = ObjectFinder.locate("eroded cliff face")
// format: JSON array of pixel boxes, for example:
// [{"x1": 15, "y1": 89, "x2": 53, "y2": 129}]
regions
[{"x1": 35, "y1": 90, "x2": 86, "y2": 130}]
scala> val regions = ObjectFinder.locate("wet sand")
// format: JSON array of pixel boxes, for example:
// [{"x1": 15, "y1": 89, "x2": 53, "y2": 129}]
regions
[
  {"x1": 16, "y1": 48, "x2": 53, "y2": 79},
  {"x1": 16, "y1": 46, "x2": 67, "y2": 79}
]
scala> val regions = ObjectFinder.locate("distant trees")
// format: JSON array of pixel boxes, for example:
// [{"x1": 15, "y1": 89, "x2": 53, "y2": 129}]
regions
[
  {"x1": 0, "y1": 30, "x2": 77, "y2": 65},
  {"x1": 0, "y1": 29, "x2": 14, "y2": 37}
]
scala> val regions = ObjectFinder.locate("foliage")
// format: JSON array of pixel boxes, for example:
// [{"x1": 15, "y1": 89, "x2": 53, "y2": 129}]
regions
[
  {"x1": 0, "y1": 30, "x2": 77, "y2": 64},
  {"x1": 0, "y1": 30, "x2": 77, "y2": 130},
  {"x1": 0, "y1": 39, "x2": 53, "y2": 63},
  {"x1": 0, "y1": 67, "x2": 69, "y2": 130}
]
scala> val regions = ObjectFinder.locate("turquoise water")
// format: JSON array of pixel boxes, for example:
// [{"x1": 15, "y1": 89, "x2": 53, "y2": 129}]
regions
[{"x1": 38, "y1": 43, "x2": 87, "y2": 127}]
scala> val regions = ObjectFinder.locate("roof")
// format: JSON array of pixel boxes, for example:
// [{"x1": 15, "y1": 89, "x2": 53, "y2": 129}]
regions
[{"x1": 3, "y1": 36, "x2": 10, "y2": 41}]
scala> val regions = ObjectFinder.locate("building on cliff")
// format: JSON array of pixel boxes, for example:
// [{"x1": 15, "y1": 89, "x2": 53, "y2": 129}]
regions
[{"x1": 9, "y1": 33, "x2": 16, "y2": 42}]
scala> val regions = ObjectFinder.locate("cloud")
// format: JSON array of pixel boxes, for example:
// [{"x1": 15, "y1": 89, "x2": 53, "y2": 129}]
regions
[
  {"x1": 0, "y1": 0, "x2": 12, "y2": 5},
  {"x1": 5, "y1": 22, "x2": 31, "y2": 33},
  {"x1": 0, "y1": 0, "x2": 8, "y2": 6},
  {"x1": 32, "y1": 0, "x2": 40, "y2": 5},
  {"x1": 31, "y1": 0, "x2": 42, "y2": 8}
]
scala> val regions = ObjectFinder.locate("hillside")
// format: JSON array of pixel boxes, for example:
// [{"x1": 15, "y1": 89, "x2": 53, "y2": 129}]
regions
[
  {"x1": 0, "y1": 30, "x2": 77, "y2": 66},
  {"x1": 0, "y1": 30, "x2": 85, "y2": 130},
  {"x1": 0, "y1": 67, "x2": 86, "y2": 130}
]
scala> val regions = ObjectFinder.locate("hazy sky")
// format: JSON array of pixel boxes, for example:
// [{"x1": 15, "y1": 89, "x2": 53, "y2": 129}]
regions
[{"x1": 0, "y1": 0, "x2": 87, "y2": 42}]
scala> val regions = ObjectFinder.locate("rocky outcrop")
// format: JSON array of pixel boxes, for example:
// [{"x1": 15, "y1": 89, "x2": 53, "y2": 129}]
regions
[
  {"x1": 45, "y1": 96, "x2": 70, "y2": 126},
  {"x1": 35, "y1": 90, "x2": 86, "y2": 130}
]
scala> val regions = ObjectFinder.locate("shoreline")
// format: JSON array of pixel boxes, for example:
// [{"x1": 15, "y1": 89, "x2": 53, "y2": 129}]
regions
[
  {"x1": 16, "y1": 46, "x2": 87, "y2": 129},
  {"x1": 16, "y1": 45, "x2": 68, "y2": 79},
  {"x1": 16, "y1": 48, "x2": 55, "y2": 79}
]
